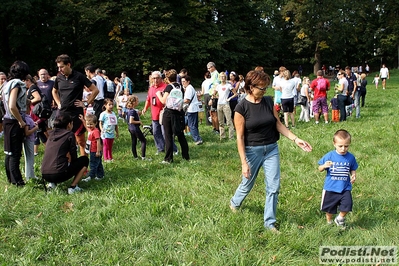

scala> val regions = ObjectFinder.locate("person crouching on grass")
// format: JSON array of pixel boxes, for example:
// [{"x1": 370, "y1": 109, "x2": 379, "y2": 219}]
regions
[
  {"x1": 318, "y1": 129, "x2": 358, "y2": 226},
  {"x1": 79, "y1": 113, "x2": 104, "y2": 182},
  {"x1": 41, "y1": 113, "x2": 89, "y2": 194}
]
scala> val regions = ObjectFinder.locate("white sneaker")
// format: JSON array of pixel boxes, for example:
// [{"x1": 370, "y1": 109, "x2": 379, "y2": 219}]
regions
[
  {"x1": 47, "y1": 182, "x2": 57, "y2": 189},
  {"x1": 94, "y1": 177, "x2": 104, "y2": 180},
  {"x1": 68, "y1": 186, "x2": 83, "y2": 195},
  {"x1": 160, "y1": 160, "x2": 171, "y2": 164},
  {"x1": 174, "y1": 151, "x2": 179, "y2": 155},
  {"x1": 141, "y1": 157, "x2": 152, "y2": 161},
  {"x1": 82, "y1": 177, "x2": 92, "y2": 182}
]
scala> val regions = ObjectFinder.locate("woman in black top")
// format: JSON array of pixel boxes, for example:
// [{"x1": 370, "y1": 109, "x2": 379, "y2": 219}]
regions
[
  {"x1": 156, "y1": 69, "x2": 189, "y2": 164},
  {"x1": 230, "y1": 70, "x2": 312, "y2": 232}
]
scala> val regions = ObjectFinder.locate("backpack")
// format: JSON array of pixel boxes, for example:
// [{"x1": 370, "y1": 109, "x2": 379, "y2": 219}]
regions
[
  {"x1": 166, "y1": 83, "x2": 184, "y2": 111},
  {"x1": 317, "y1": 78, "x2": 327, "y2": 91},
  {"x1": 33, "y1": 92, "x2": 52, "y2": 119}
]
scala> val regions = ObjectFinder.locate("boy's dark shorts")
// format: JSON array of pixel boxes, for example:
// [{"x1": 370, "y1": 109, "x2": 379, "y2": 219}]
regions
[{"x1": 321, "y1": 189, "x2": 353, "y2": 214}]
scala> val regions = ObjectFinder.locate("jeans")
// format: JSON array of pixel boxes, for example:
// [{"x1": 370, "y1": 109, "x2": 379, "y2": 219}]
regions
[
  {"x1": 186, "y1": 112, "x2": 202, "y2": 142},
  {"x1": 152, "y1": 120, "x2": 177, "y2": 153},
  {"x1": 230, "y1": 143, "x2": 280, "y2": 228},
  {"x1": 152, "y1": 120, "x2": 165, "y2": 152},
  {"x1": 337, "y1": 95, "x2": 347, "y2": 121},
  {"x1": 354, "y1": 91, "x2": 361, "y2": 118},
  {"x1": 88, "y1": 152, "x2": 104, "y2": 178}
]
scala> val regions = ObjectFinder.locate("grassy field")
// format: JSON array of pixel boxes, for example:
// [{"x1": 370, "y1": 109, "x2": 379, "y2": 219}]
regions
[{"x1": 1, "y1": 70, "x2": 399, "y2": 265}]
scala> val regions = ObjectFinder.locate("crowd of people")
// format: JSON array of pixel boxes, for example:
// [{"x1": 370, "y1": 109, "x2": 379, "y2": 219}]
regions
[{"x1": 1, "y1": 57, "x2": 388, "y2": 231}]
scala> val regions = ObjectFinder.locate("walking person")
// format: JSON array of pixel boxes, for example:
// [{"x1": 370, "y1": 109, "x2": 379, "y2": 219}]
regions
[{"x1": 229, "y1": 70, "x2": 312, "y2": 232}]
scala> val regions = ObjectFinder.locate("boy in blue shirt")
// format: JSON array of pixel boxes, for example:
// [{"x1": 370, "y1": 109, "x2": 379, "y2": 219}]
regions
[{"x1": 318, "y1": 129, "x2": 358, "y2": 226}]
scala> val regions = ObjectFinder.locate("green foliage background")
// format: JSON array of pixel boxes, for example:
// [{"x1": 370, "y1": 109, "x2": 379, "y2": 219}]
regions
[{"x1": 1, "y1": 0, "x2": 398, "y2": 87}]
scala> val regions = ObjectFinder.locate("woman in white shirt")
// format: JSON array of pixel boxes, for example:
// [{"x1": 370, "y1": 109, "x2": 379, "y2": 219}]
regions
[
  {"x1": 337, "y1": 71, "x2": 349, "y2": 121},
  {"x1": 280, "y1": 70, "x2": 296, "y2": 128},
  {"x1": 213, "y1": 72, "x2": 236, "y2": 140}
]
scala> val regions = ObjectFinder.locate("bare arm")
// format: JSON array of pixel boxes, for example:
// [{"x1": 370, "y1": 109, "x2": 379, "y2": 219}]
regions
[
  {"x1": 9, "y1": 88, "x2": 26, "y2": 128},
  {"x1": 234, "y1": 112, "x2": 250, "y2": 179},
  {"x1": 30, "y1": 91, "x2": 42, "y2": 105},
  {"x1": 52, "y1": 87, "x2": 61, "y2": 109},
  {"x1": 24, "y1": 123, "x2": 39, "y2": 136},
  {"x1": 274, "y1": 107, "x2": 312, "y2": 152}
]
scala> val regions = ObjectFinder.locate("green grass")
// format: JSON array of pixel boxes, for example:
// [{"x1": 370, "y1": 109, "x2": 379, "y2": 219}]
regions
[{"x1": 1, "y1": 70, "x2": 399, "y2": 265}]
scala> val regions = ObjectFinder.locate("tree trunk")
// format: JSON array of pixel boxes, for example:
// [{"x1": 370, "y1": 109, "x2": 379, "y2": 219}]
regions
[{"x1": 314, "y1": 51, "x2": 321, "y2": 75}]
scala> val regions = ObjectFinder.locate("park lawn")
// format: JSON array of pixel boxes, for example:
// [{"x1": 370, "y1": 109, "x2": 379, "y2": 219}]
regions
[{"x1": 1, "y1": 70, "x2": 399, "y2": 265}]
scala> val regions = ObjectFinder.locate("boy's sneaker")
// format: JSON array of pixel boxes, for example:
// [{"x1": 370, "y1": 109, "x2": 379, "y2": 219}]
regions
[
  {"x1": 95, "y1": 177, "x2": 104, "y2": 180},
  {"x1": 68, "y1": 186, "x2": 83, "y2": 195},
  {"x1": 334, "y1": 216, "x2": 345, "y2": 227},
  {"x1": 47, "y1": 182, "x2": 57, "y2": 189},
  {"x1": 142, "y1": 157, "x2": 152, "y2": 161},
  {"x1": 160, "y1": 160, "x2": 171, "y2": 164},
  {"x1": 82, "y1": 177, "x2": 92, "y2": 182}
]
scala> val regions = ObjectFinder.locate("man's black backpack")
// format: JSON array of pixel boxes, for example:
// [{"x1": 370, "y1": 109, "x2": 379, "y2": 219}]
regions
[{"x1": 33, "y1": 92, "x2": 52, "y2": 119}]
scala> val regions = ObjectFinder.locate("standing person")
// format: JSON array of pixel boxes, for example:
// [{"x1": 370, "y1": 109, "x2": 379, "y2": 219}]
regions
[
  {"x1": 354, "y1": 72, "x2": 366, "y2": 118},
  {"x1": 280, "y1": 69, "x2": 296, "y2": 128},
  {"x1": 114, "y1": 77, "x2": 122, "y2": 98},
  {"x1": 201, "y1": 71, "x2": 212, "y2": 125},
  {"x1": 0, "y1": 71, "x2": 7, "y2": 138},
  {"x1": 99, "y1": 98, "x2": 119, "y2": 162},
  {"x1": 365, "y1": 64, "x2": 370, "y2": 75},
  {"x1": 298, "y1": 77, "x2": 310, "y2": 123},
  {"x1": 336, "y1": 71, "x2": 349, "y2": 122},
  {"x1": 2, "y1": 61, "x2": 29, "y2": 186},
  {"x1": 85, "y1": 64, "x2": 105, "y2": 122},
  {"x1": 142, "y1": 71, "x2": 167, "y2": 154},
  {"x1": 207, "y1": 62, "x2": 220, "y2": 133},
  {"x1": 229, "y1": 70, "x2": 312, "y2": 232},
  {"x1": 359, "y1": 73, "x2": 367, "y2": 108},
  {"x1": 345, "y1": 66, "x2": 357, "y2": 117},
  {"x1": 26, "y1": 74, "x2": 47, "y2": 156},
  {"x1": 329, "y1": 94, "x2": 339, "y2": 123},
  {"x1": 126, "y1": 95, "x2": 150, "y2": 160},
  {"x1": 272, "y1": 67, "x2": 285, "y2": 105},
  {"x1": 121, "y1": 71, "x2": 133, "y2": 94},
  {"x1": 213, "y1": 72, "x2": 236, "y2": 140},
  {"x1": 182, "y1": 75, "x2": 203, "y2": 145},
  {"x1": 372, "y1": 74, "x2": 379, "y2": 89},
  {"x1": 37, "y1": 68, "x2": 55, "y2": 131},
  {"x1": 79, "y1": 114, "x2": 104, "y2": 182},
  {"x1": 53, "y1": 54, "x2": 99, "y2": 156},
  {"x1": 318, "y1": 129, "x2": 358, "y2": 226},
  {"x1": 379, "y1": 64, "x2": 389, "y2": 90},
  {"x1": 142, "y1": 71, "x2": 177, "y2": 155},
  {"x1": 310, "y1": 70, "x2": 330, "y2": 124},
  {"x1": 41, "y1": 113, "x2": 89, "y2": 194},
  {"x1": 228, "y1": 71, "x2": 239, "y2": 123},
  {"x1": 23, "y1": 99, "x2": 39, "y2": 181},
  {"x1": 156, "y1": 69, "x2": 189, "y2": 164}
]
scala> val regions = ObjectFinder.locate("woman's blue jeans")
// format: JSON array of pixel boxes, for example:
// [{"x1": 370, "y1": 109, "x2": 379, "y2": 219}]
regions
[{"x1": 230, "y1": 143, "x2": 280, "y2": 228}]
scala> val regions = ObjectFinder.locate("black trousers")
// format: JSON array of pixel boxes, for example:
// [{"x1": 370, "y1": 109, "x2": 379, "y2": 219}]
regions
[{"x1": 162, "y1": 109, "x2": 189, "y2": 162}]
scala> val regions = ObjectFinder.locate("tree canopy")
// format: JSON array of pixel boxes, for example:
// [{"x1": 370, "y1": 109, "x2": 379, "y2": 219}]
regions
[{"x1": 0, "y1": 0, "x2": 397, "y2": 86}]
